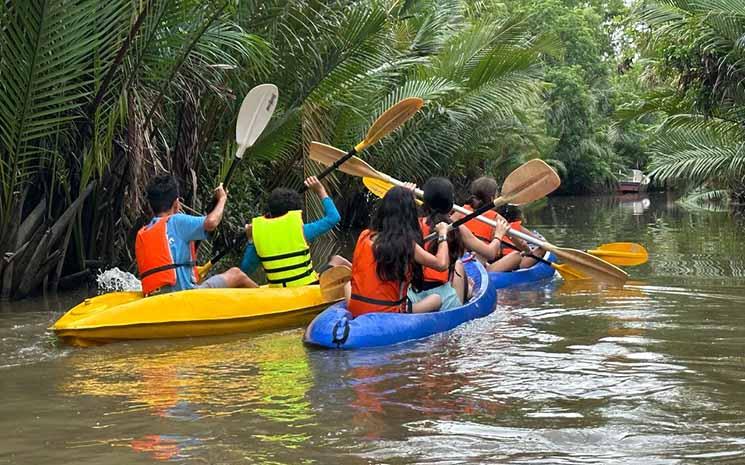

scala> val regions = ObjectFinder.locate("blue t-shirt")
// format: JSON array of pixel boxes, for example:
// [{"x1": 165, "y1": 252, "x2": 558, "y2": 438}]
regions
[
  {"x1": 240, "y1": 197, "x2": 340, "y2": 274},
  {"x1": 145, "y1": 214, "x2": 209, "y2": 291}
]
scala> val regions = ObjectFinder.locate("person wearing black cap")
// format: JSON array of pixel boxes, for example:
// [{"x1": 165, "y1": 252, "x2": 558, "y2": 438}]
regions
[{"x1": 409, "y1": 177, "x2": 509, "y2": 309}]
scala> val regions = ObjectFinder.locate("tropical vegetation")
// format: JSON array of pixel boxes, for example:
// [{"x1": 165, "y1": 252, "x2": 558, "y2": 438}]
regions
[
  {"x1": 0, "y1": 0, "x2": 656, "y2": 299},
  {"x1": 625, "y1": 0, "x2": 745, "y2": 204}
]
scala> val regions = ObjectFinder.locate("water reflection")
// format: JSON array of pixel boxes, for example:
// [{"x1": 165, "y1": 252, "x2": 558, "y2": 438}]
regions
[
  {"x1": 58, "y1": 331, "x2": 315, "y2": 462},
  {"x1": 130, "y1": 434, "x2": 201, "y2": 462},
  {"x1": 618, "y1": 193, "x2": 651, "y2": 215}
]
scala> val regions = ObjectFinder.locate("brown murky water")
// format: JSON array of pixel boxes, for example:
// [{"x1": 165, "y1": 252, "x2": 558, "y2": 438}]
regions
[{"x1": 2, "y1": 194, "x2": 745, "y2": 464}]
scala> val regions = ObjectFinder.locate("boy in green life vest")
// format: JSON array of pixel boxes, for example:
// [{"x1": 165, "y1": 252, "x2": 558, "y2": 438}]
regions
[{"x1": 240, "y1": 176, "x2": 350, "y2": 287}]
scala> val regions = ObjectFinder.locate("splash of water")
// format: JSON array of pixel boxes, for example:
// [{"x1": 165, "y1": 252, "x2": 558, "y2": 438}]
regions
[{"x1": 96, "y1": 267, "x2": 142, "y2": 293}]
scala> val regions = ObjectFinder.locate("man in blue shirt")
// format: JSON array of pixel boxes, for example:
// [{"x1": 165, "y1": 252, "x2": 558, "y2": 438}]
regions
[
  {"x1": 135, "y1": 175, "x2": 257, "y2": 296},
  {"x1": 241, "y1": 176, "x2": 350, "y2": 285}
]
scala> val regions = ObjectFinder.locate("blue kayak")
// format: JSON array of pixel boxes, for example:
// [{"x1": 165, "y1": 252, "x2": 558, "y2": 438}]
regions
[
  {"x1": 489, "y1": 252, "x2": 556, "y2": 289},
  {"x1": 303, "y1": 259, "x2": 496, "y2": 350}
]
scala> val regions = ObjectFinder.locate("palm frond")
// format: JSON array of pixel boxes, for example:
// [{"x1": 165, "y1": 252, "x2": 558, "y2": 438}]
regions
[
  {"x1": 0, "y1": 0, "x2": 129, "y2": 216},
  {"x1": 648, "y1": 124, "x2": 745, "y2": 183}
]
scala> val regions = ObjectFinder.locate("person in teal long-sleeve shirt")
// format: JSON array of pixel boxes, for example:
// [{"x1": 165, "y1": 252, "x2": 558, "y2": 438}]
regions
[{"x1": 241, "y1": 176, "x2": 351, "y2": 284}]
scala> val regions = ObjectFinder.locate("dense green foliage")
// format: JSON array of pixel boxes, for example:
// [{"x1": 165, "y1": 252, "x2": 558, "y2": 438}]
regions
[
  {"x1": 0, "y1": 0, "x2": 646, "y2": 298},
  {"x1": 625, "y1": 0, "x2": 745, "y2": 202}
]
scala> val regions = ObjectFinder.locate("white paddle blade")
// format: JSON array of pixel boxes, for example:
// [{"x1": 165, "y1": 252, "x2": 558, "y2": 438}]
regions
[{"x1": 235, "y1": 84, "x2": 279, "y2": 158}]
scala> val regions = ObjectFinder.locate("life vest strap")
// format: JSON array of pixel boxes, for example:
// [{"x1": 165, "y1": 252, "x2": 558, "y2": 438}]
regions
[
  {"x1": 350, "y1": 293, "x2": 406, "y2": 307},
  {"x1": 262, "y1": 258, "x2": 312, "y2": 274},
  {"x1": 265, "y1": 267, "x2": 315, "y2": 286},
  {"x1": 257, "y1": 248, "x2": 310, "y2": 262},
  {"x1": 139, "y1": 262, "x2": 196, "y2": 280}
]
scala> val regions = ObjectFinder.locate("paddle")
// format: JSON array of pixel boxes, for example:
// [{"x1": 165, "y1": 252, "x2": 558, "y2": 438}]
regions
[
  {"x1": 363, "y1": 176, "x2": 648, "y2": 266},
  {"x1": 494, "y1": 239, "x2": 587, "y2": 280},
  {"x1": 586, "y1": 242, "x2": 648, "y2": 266},
  {"x1": 199, "y1": 98, "x2": 424, "y2": 280},
  {"x1": 197, "y1": 85, "x2": 278, "y2": 278},
  {"x1": 300, "y1": 97, "x2": 424, "y2": 193},
  {"x1": 445, "y1": 192, "x2": 628, "y2": 286},
  {"x1": 502, "y1": 227, "x2": 629, "y2": 286},
  {"x1": 319, "y1": 265, "x2": 351, "y2": 300},
  {"x1": 309, "y1": 143, "x2": 560, "y2": 236},
  {"x1": 223, "y1": 84, "x2": 279, "y2": 189}
]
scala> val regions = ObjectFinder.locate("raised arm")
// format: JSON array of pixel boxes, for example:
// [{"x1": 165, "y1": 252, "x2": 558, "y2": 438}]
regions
[
  {"x1": 303, "y1": 176, "x2": 340, "y2": 243},
  {"x1": 413, "y1": 222, "x2": 450, "y2": 271},
  {"x1": 204, "y1": 184, "x2": 227, "y2": 232}
]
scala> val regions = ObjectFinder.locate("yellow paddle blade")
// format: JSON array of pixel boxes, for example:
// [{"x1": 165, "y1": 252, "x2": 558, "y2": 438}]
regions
[
  {"x1": 319, "y1": 265, "x2": 351, "y2": 301},
  {"x1": 355, "y1": 97, "x2": 424, "y2": 152},
  {"x1": 551, "y1": 248, "x2": 628, "y2": 287},
  {"x1": 587, "y1": 242, "x2": 649, "y2": 266},
  {"x1": 363, "y1": 177, "x2": 423, "y2": 205},
  {"x1": 495, "y1": 159, "x2": 561, "y2": 207},
  {"x1": 309, "y1": 142, "x2": 383, "y2": 179},
  {"x1": 197, "y1": 261, "x2": 213, "y2": 282},
  {"x1": 553, "y1": 262, "x2": 590, "y2": 281}
]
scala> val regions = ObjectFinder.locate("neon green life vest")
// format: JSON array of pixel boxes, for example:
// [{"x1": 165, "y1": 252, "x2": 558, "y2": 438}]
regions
[{"x1": 252, "y1": 210, "x2": 318, "y2": 287}]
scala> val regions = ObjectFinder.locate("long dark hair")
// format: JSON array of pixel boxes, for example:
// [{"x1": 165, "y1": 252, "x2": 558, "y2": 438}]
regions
[
  {"x1": 421, "y1": 177, "x2": 464, "y2": 277},
  {"x1": 466, "y1": 176, "x2": 498, "y2": 208},
  {"x1": 369, "y1": 186, "x2": 423, "y2": 287}
]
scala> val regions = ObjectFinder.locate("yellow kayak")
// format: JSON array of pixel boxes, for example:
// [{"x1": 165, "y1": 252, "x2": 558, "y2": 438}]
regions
[{"x1": 51, "y1": 285, "x2": 339, "y2": 347}]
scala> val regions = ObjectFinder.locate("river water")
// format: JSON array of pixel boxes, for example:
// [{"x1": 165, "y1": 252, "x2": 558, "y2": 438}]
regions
[{"x1": 2, "y1": 194, "x2": 744, "y2": 465}]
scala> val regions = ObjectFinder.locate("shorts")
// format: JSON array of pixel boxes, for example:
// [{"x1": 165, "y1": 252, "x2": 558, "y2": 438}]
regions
[
  {"x1": 196, "y1": 275, "x2": 228, "y2": 289},
  {"x1": 407, "y1": 282, "x2": 461, "y2": 311}
]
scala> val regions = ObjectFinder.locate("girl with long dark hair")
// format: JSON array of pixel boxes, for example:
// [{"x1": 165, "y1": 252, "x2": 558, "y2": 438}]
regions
[{"x1": 346, "y1": 185, "x2": 450, "y2": 316}]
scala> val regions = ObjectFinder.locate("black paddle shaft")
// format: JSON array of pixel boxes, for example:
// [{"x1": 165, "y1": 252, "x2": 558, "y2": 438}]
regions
[
  {"x1": 299, "y1": 147, "x2": 358, "y2": 193},
  {"x1": 204, "y1": 158, "x2": 242, "y2": 214},
  {"x1": 223, "y1": 157, "x2": 242, "y2": 190},
  {"x1": 423, "y1": 200, "x2": 496, "y2": 242}
]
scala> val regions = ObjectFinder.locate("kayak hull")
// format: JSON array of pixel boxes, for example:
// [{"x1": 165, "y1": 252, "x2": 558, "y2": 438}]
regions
[
  {"x1": 489, "y1": 252, "x2": 556, "y2": 289},
  {"x1": 303, "y1": 259, "x2": 496, "y2": 349},
  {"x1": 51, "y1": 285, "x2": 339, "y2": 347}
]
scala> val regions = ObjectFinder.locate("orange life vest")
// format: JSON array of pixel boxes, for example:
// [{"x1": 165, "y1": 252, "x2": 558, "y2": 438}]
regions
[
  {"x1": 135, "y1": 216, "x2": 198, "y2": 296},
  {"x1": 418, "y1": 218, "x2": 449, "y2": 286},
  {"x1": 462, "y1": 205, "x2": 498, "y2": 243},
  {"x1": 348, "y1": 230, "x2": 410, "y2": 317},
  {"x1": 500, "y1": 220, "x2": 525, "y2": 255}
]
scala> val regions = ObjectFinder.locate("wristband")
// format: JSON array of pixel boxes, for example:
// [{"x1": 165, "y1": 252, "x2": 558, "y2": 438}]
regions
[{"x1": 437, "y1": 235, "x2": 447, "y2": 243}]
